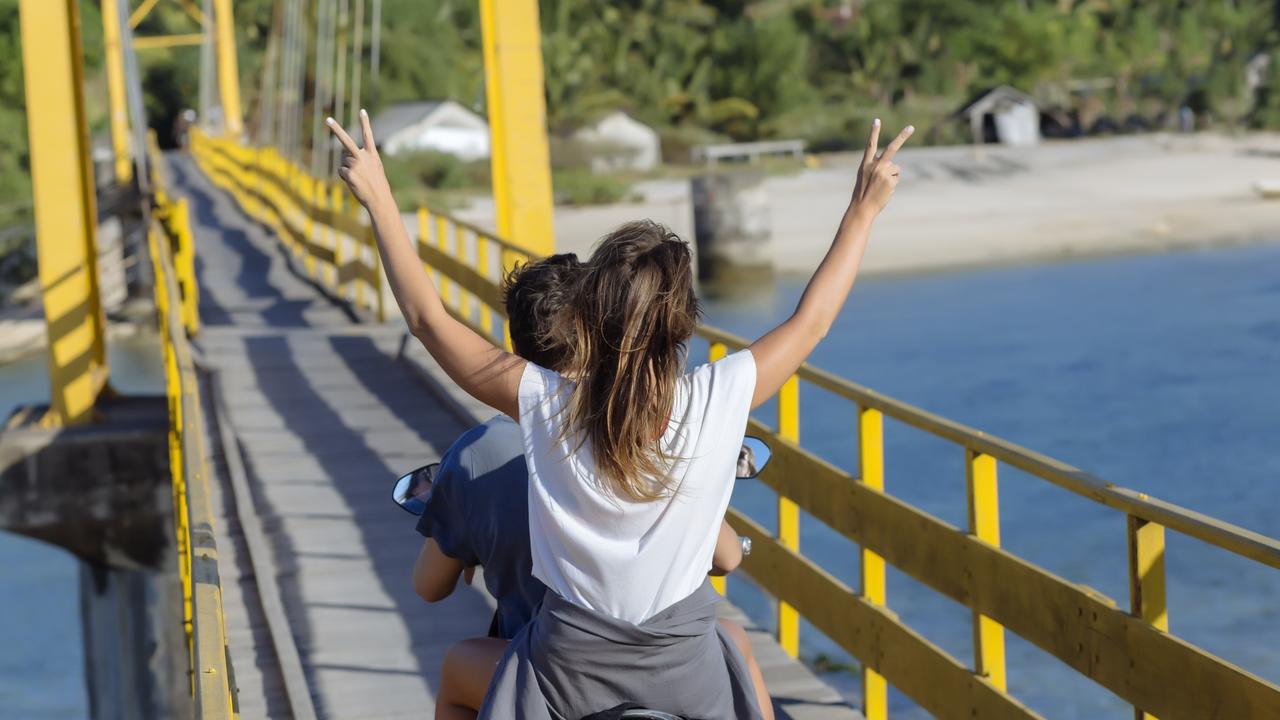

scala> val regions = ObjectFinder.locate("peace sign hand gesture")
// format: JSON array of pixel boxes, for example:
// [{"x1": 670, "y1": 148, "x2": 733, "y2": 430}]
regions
[
  {"x1": 326, "y1": 109, "x2": 391, "y2": 209},
  {"x1": 849, "y1": 119, "x2": 913, "y2": 218}
]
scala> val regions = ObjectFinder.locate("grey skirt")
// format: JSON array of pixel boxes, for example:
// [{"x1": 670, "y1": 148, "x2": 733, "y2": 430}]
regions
[{"x1": 478, "y1": 580, "x2": 764, "y2": 720}]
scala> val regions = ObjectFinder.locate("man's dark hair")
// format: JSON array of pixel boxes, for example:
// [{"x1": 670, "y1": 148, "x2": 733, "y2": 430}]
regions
[{"x1": 502, "y1": 253, "x2": 581, "y2": 371}]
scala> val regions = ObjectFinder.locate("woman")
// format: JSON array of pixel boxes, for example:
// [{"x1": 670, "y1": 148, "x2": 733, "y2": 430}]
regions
[{"x1": 327, "y1": 111, "x2": 910, "y2": 718}]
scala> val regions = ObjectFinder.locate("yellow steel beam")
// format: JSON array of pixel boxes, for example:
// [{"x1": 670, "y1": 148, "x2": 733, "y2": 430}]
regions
[
  {"x1": 133, "y1": 32, "x2": 205, "y2": 50},
  {"x1": 776, "y1": 375, "x2": 801, "y2": 658},
  {"x1": 20, "y1": 0, "x2": 109, "y2": 426},
  {"x1": 102, "y1": 0, "x2": 131, "y2": 184},
  {"x1": 708, "y1": 341, "x2": 729, "y2": 597},
  {"x1": 175, "y1": 0, "x2": 209, "y2": 27},
  {"x1": 478, "y1": 0, "x2": 555, "y2": 256},
  {"x1": 967, "y1": 450, "x2": 1008, "y2": 691},
  {"x1": 858, "y1": 405, "x2": 888, "y2": 720},
  {"x1": 128, "y1": 0, "x2": 162, "y2": 28},
  {"x1": 213, "y1": 0, "x2": 243, "y2": 135}
]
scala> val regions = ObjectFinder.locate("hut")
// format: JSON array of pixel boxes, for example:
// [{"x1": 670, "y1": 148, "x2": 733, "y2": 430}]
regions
[
  {"x1": 570, "y1": 111, "x2": 661, "y2": 173},
  {"x1": 365, "y1": 100, "x2": 490, "y2": 160},
  {"x1": 955, "y1": 86, "x2": 1042, "y2": 146}
]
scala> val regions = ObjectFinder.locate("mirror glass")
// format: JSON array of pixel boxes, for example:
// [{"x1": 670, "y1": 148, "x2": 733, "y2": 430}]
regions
[
  {"x1": 736, "y1": 436, "x2": 772, "y2": 479},
  {"x1": 392, "y1": 463, "x2": 439, "y2": 516}
]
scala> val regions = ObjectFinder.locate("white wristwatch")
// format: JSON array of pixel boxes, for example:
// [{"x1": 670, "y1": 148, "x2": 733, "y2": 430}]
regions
[{"x1": 739, "y1": 535, "x2": 752, "y2": 558}]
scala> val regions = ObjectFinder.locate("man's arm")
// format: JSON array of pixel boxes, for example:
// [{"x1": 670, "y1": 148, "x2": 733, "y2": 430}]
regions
[
  {"x1": 710, "y1": 519, "x2": 743, "y2": 576},
  {"x1": 412, "y1": 538, "x2": 467, "y2": 602}
]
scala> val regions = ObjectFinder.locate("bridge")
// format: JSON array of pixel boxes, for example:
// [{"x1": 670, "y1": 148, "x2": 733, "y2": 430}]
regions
[{"x1": 5, "y1": 1, "x2": 1280, "y2": 719}]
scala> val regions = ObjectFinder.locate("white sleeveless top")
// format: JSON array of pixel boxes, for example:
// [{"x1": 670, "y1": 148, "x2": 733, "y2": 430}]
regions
[{"x1": 517, "y1": 350, "x2": 757, "y2": 624}]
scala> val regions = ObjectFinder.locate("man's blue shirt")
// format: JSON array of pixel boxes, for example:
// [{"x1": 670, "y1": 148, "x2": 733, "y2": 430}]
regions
[{"x1": 415, "y1": 415, "x2": 545, "y2": 639}]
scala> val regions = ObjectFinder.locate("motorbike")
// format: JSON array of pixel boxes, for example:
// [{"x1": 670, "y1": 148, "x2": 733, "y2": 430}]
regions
[
  {"x1": 390, "y1": 437, "x2": 774, "y2": 720},
  {"x1": 392, "y1": 435, "x2": 773, "y2": 514}
]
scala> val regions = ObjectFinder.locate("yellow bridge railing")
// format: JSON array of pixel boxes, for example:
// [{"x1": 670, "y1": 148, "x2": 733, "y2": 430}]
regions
[
  {"x1": 187, "y1": 130, "x2": 1280, "y2": 720},
  {"x1": 148, "y1": 133, "x2": 236, "y2": 719}
]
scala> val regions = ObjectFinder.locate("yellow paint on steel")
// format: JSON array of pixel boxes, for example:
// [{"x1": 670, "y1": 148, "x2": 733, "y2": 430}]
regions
[
  {"x1": 1128, "y1": 514, "x2": 1168, "y2": 720},
  {"x1": 176, "y1": 0, "x2": 209, "y2": 27},
  {"x1": 146, "y1": 134, "x2": 236, "y2": 715},
  {"x1": 20, "y1": 0, "x2": 109, "y2": 426},
  {"x1": 967, "y1": 450, "x2": 1007, "y2": 691},
  {"x1": 858, "y1": 405, "x2": 888, "y2": 720},
  {"x1": 693, "y1": 324, "x2": 1280, "y2": 572},
  {"x1": 129, "y1": 0, "x2": 162, "y2": 28},
  {"x1": 133, "y1": 33, "x2": 206, "y2": 50},
  {"x1": 436, "y1": 214, "x2": 453, "y2": 305},
  {"x1": 741, "y1": 413, "x2": 1280, "y2": 718},
  {"x1": 213, "y1": 0, "x2": 243, "y2": 135},
  {"x1": 102, "y1": 0, "x2": 131, "y2": 184},
  {"x1": 477, "y1": 238, "x2": 493, "y2": 336},
  {"x1": 478, "y1": 0, "x2": 555, "y2": 256},
  {"x1": 706, "y1": 340, "x2": 727, "y2": 594},
  {"x1": 729, "y1": 507, "x2": 1041, "y2": 720},
  {"x1": 776, "y1": 375, "x2": 801, "y2": 658}
]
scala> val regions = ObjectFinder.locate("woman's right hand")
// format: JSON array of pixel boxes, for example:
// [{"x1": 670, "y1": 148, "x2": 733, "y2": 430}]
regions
[{"x1": 848, "y1": 119, "x2": 913, "y2": 218}]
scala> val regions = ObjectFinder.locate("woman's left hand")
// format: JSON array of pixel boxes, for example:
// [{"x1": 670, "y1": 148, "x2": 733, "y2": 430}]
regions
[{"x1": 326, "y1": 109, "x2": 391, "y2": 209}]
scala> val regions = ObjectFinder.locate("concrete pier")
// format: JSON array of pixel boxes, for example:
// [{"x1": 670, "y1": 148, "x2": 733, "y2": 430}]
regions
[{"x1": 0, "y1": 396, "x2": 189, "y2": 719}]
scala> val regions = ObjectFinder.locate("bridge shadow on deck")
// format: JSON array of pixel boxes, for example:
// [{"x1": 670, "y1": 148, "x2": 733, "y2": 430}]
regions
[
  {"x1": 173, "y1": 151, "x2": 496, "y2": 718},
  {"x1": 172, "y1": 157, "x2": 354, "y2": 329}
]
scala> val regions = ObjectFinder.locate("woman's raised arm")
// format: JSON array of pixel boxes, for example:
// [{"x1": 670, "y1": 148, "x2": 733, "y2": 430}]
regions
[
  {"x1": 327, "y1": 112, "x2": 523, "y2": 419},
  {"x1": 748, "y1": 120, "x2": 912, "y2": 408}
]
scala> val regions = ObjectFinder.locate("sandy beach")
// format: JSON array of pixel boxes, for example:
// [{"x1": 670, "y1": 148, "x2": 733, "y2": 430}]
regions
[{"x1": 450, "y1": 132, "x2": 1280, "y2": 276}]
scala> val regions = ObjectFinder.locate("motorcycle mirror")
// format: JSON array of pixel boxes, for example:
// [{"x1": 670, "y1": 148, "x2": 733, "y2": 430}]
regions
[
  {"x1": 392, "y1": 462, "x2": 440, "y2": 516},
  {"x1": 736, "y1": 436, "x2": 772, "y2": 480}
]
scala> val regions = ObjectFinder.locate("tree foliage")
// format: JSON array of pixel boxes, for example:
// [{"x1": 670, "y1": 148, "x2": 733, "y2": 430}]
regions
[{"x1": 3, "y1": 0, "x2": 1280, "y2": 217}]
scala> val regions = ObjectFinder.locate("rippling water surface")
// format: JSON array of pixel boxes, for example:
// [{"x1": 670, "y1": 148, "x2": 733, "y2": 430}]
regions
[{"x1": 702, "y1": 242, "x2": 1280, "y2": 718}]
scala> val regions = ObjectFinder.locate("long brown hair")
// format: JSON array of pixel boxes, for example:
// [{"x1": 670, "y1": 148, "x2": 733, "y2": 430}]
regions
[{"x1": 546, "y1": 220, "x2": 701, "y2": 501}]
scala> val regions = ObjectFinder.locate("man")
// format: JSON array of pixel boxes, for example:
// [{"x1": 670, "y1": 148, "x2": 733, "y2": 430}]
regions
[{"x1": 412, "y1": 254, "x2": 773, "y2": 718}]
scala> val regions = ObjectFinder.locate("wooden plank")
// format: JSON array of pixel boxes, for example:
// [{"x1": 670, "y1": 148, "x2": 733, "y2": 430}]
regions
[
  {"x1": 727, "y1": 509, "x2": 1041, "y2": 720},
  {"x1": 742, "y1": 420, "x2": 1280, "y2": 720},
  {"x1": 693, "y1": 326, "x2": 1280, "y2": 572},
  {"x1": 209, "y1": 369, "x2": 319, "y2": 720}
]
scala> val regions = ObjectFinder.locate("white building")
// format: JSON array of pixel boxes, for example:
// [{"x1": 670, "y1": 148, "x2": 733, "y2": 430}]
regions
[
  {"x1": 571, "y1": 111, "x2": 661, "y2": 173},
  {"x1": 367, "y1": 100, "x2": 490, "y2": 160},
  {"x1": 956, "y1": 86, "x2": 1042, "y2": 147}
]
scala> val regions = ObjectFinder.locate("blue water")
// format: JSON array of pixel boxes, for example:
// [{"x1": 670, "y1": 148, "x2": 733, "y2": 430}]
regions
[
  {"x1": 0, "y1": 333, "x2": 164, "y2": 719},
  {"x1": 3, "y1": 246, "x2": 1278, "y2": 718},
  {"x1": 704, "y1": 242, "x2": 1280, "y2": 718}
]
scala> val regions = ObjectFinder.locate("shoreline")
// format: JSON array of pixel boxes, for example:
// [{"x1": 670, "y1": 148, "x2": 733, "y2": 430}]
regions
[{"x1": 446, "y1": 132, "x2": 1280, "y2": 277}]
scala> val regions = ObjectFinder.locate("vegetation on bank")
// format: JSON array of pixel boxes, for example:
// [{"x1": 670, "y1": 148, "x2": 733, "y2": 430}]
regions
[{"x1": 3, "y1": 0, "x2": 1280, "y2": 219}]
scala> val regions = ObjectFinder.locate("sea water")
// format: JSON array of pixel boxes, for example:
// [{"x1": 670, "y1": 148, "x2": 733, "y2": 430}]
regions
[
  {"x1": 702, "y1": 241, "x2": 1280, "y2": 718},
  {"x1": 0, "y1": 332, "x2": 163, "y2": 719},
  {"x1": 2, "y1": 244, "x2": 1277, "y2": 718}
]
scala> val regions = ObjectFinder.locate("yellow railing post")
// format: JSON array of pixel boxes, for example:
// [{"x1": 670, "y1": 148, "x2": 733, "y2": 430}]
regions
[
  {"x1": 458, "y1": 229, "x2": 473, "y2": 322},
  {"x1": 20, "y1": 0, "x2": 110, "y2": 426},
  {"x1": 477, "y1": 237, "x2": 494, "y2": 337},
  {"x1": 967, "y1": 450, "x2": 1007, "y2": 690},
  {"x1": 436, "y1": 214, "x2": 453, "y2": 307},
  {"x1": 709, "y1": 341, "x2": 730, "y2": 596},
  {"x1": 859, "y1": 405, "x2": 888, "y2": 720},
  {"x1": 777, "y1": 375, "x2": 801, "y2": 657},
  {"x1": 332, "y1": 184, "x2": 346, "y2": 297},
  {"x1": 417, "y1": 208, "x2": 434, "y2": 282},
  {"x1": 478, "y1": 0, "x2": 555, "y2": 256},
  {"x1": 1128, "y1": 513, "x2": 1168, "y2": 720}
]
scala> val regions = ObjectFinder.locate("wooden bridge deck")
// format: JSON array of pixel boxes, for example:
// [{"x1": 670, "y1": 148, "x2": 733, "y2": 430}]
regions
[{"x1": 170, "y1": 153, "x2": 861, "y2": 720}]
